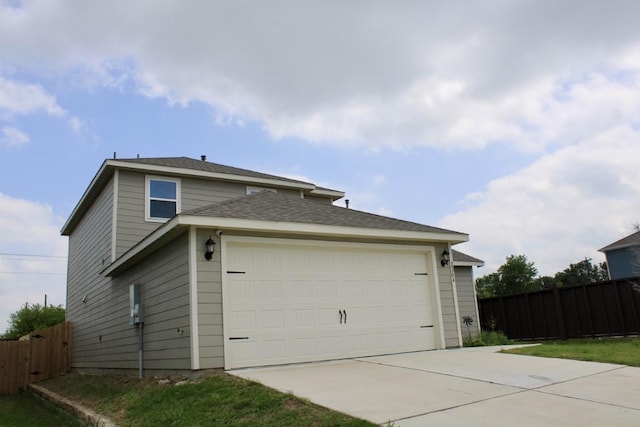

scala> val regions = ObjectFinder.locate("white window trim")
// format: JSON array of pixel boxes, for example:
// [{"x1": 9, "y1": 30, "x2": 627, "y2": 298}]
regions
[
  {"x1": 145, "y1": 175, "x2": 181, "y2": 222},
  {"x1": 246, "y1": 185, "x2": 277, "y2": 195}
]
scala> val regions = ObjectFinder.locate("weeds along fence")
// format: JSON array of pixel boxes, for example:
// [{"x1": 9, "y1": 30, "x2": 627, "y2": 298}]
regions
[
  {"x1": 0, "y1": 321, "x2": 72, "y2": 395},
  {"x1": 478, "y1": 277, "x2": 640, "y2": 341}
]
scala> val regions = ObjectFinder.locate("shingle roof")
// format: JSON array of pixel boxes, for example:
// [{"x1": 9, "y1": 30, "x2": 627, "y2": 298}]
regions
[
  {"x1": 452, "y1": 249, "x2": 484, "y2": 264},
  {"x1": 61, "y1": 156, "x2": 344, "y2": 235},
  {"x1": 117, "y1": 157, "x2": 315, "y2": 186},
  {"x1": 599, "y1": 230, "x2": 640, "y2": 252},
  {"x1": 183, "y1": 190, "x2": 465, "y2": 235}
]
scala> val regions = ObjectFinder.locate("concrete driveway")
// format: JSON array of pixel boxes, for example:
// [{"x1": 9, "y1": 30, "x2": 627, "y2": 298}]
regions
[{"x1": 229, "y1": 346, "x2": 640, "y2": 426}]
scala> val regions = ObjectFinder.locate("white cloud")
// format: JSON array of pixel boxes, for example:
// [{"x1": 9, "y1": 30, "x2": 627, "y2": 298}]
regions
[
  {"x1": 67, "y1": 115, "x2": 83, "y2": 133},
  {"x1": 0, "y1": 193, "x2": 67, "y2": 333},
  {"x1": 440, "y1": 129, "x2": 640, "y2": 277},
  {"x1": 2, "y1": 2, "x2": 640, "y2": 151},
  {"x1": 0, "y1": 75, "x2": 65, "y2": 118},
  {"x1": 0, "y1": 125, "x2": 29, "y2": 147}
]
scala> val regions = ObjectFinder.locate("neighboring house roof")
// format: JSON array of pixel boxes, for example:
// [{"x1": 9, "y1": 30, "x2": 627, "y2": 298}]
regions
[
  {"x1": 103, "y1": 191, "x2": 469, "y2": 277},
  {"x1": 452, "y1": 249, "x2": 484, "y2": 267},
  {"x1": 599, "y1": 230, "x2": 640, "y2": 252},
  {"x1": 61, "y1": 156, "x2": 345, "y2": 235}
]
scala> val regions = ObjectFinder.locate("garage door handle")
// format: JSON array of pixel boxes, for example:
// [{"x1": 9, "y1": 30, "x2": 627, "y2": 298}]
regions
[
  {"x1": 343, "y1": 309, "x2": 347, "y2": 324},
  {"x1": 339, "y1": 309, "x2": 343, "y2": 324}
]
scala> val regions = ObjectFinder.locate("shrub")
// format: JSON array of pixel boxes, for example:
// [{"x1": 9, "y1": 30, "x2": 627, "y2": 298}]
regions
[{"x1": 463, "y1": 330, "x2": 510, "y2": 347}]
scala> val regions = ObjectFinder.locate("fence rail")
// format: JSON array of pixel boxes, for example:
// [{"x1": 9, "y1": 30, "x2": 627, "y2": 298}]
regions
[
  {"x1": 478, "y1": 278, "x2": 640, "y2": 341},
  {"x1": 0, "y1": 321, "x2": 72, "y2": 395}
]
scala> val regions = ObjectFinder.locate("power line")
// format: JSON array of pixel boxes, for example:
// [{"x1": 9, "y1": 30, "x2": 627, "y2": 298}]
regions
[
  {"x1": 0, "y1": 252, "x2": 67, "y2": 259},
  {"x1": 0, "y1": 271, "x2": 66, "y2": 276}
]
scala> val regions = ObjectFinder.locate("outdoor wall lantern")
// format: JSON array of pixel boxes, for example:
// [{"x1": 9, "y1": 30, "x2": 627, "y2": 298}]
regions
[
  {"x1": 440, "y1": 249, "x2": 450, "y2": 267},
  {"x1": 204, "y1": 236, "x2": 216, "y2": 261}
]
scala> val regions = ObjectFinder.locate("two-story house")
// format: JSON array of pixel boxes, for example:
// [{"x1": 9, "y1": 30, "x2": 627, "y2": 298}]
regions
[{"x1": 62, "y1": 156, "x2": 474, "y2": 374}]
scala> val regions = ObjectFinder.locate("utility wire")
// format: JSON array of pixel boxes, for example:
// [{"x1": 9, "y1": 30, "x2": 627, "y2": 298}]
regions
[
  {"x1": 0, "y1": 252, "x2": 66, "y2": 259},
  {"x1": 0, "y1": 271, "x2": 66, "y2": 276}
]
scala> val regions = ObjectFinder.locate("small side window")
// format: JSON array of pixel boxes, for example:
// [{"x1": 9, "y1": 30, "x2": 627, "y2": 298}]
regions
[
  {"x1": 146, "y1": 176, "x2": 181, "y2": 221},
  {"x1": 246, "y1": 186, "x2": 277, "y2": 195}
]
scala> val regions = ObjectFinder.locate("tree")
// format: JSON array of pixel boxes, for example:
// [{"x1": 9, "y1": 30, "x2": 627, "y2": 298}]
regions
[
  {"x1": 475, "y1": 254, "x2": 538, "y2": 297},
  {"x1": 553, "y1": 258, "x2": 608, "y2": 287},
  {"x1": 1, "y1": 303, "x2": 65, "y2": 340}
]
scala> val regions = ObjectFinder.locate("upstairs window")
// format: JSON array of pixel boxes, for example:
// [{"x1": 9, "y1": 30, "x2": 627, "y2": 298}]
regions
[{"x1": 146, "y1": 176, "x2": 181, "y2": 221}]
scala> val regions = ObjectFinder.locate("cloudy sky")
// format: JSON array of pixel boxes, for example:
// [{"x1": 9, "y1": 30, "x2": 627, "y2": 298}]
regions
[{"x1": 1, "y1": 1, "x2": 640, "y2": 330}]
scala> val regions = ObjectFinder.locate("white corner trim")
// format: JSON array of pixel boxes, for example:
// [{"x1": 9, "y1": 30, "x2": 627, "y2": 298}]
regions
[
  {"x1": 470, "y1": 266, "x2": 482, "y2": 335},
  {"x1": 220, "y1": 233, "x2": 231, "y2": 370},
  {"x1": 188, "y1": 226, "x2": 200, "y2": 370},
  {"x1": 429, "y1": 249, "x2": 447, "y2": 349},
  {"x1": 449, "y1": 244, "x2": 464, "y2": 347},
  {"x1": 111, "y1": 170, "x2": 119, "y2": 262}
]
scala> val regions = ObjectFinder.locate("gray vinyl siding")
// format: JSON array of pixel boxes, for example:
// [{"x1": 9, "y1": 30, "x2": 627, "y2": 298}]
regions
[
  {"x1": 436, "y1": 244, "x2": 460, "y2": 348},
  {"x1": 454, "y1": 266, "x2": 480, "y2": 338},
  {"x1": 304, "y1": 195, "x2": 335, "y2": 204},
  {"x1": 195, "y1": 228, "x2": 224, "y2": 369},
  {"x1": 66, "y1": 176, "x2": 115, "y2": 369},
  {"x1": 114, "y1": 170, "x2": 309, "y2": 257},
  {"x1": 116, "y1": 170, "x2": 158, "y2": 257},
  {"x1": 72, "y1": 232, "x2": 191, "y2": 373}
]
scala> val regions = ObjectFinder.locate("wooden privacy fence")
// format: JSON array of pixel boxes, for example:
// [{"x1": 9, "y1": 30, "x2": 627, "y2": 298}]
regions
[
  {"x1": 478, "y1": 278, "x2": 640, "y2": 341},
  {"x1": 0, "y1": 321, "x2": 72, "y2": 395}
]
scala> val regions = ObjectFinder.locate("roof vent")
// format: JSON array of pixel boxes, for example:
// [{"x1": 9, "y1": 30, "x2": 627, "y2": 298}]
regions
[
  {"x1": 345, "y1": 199, "x2": 350, "y2": 209},
  {"x1": 201, "y1": 155, "x2": 207, "y2": 161}
]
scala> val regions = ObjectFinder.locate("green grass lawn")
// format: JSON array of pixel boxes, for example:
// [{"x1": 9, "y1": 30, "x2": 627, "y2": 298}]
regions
[
  {"x1": 39, "y1": 371, "x2": 376, "y2": 427},
  {"x1": 503, "y1": 337, "x2": 640, "y2": 366},
  {"x1": 0, "y1": 391, "x2": 84, "y2": 427}
]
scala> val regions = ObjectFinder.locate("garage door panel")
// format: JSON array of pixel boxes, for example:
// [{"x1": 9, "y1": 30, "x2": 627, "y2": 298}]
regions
[
  {"x1": 317, "y1": 308, "x2": 341, "y2": 326},
  {"x1": 225, "y1": 241, "x2": 438, "y2": 369},
  {"x1": 289, "y1": 309, "x2": 315, "y2": 328},
  {"x1": 313, "y1": 280, "x2": 338, "y2": 298},
  {"x1": 287, "y1": 280, "x2": 314, "y2": 298},
  {"x1": 317, "y1": 335, "x2": 341, "y2": 355},
  {"x1": 230, "y1": 280, "x2": 256, "y2": 299},
  {"x1": 257, "y1": 310, "x2": 284, "y2": 329},
  {"x1": 290, "y1": 338, "x2": 316, "y2": 357},
  {"x1": 230, "y1": 311, "x2": 256, "y2": 330},
  {"x1": 257, "y1": 280, "x2": 283, "y2": 298}
]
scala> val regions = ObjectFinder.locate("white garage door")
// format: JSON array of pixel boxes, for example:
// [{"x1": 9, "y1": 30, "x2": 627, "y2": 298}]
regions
[{"x1": 223, "y1": 239, "x2": 439, "y2": 369}]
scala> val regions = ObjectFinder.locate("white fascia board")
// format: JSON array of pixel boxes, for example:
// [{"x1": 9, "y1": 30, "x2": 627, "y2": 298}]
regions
[
  {"x1": 101, "y1": 216, "x2": 182, "y2": 276},
  {"x1": 103, "y1": 214, "x2": 468, "y2": 277},
  {"x1": 61, "y1": 160, "x2": 111, "y2": 235},
  {"x1": 309, "y1": 188, "x2": 345, "y2": 198},
  {"x1": 178, "y1": 215, "x2": 469, "y2": 243},
  {"x1": 454, "y1": 261, "x2": 485, "y2": 267},
  {"x1": 107, "y1": 160, "x2": 316, "y2": 191}
]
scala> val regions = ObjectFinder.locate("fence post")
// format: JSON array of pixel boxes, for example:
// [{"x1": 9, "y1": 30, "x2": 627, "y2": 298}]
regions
[{"x1": 554, "y1": 287, "x2": 567, "y2": 340}]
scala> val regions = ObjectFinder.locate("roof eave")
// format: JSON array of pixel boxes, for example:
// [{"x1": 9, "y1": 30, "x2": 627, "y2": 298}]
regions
[
  {"x1": 110, "y1": 160, "x2": 317, "y2": 191},
  {"x1": 599, "y1": 242, "x2": 640, "y2": 253},
  {"x1": 181, "y1": 215, "x2": 469, "y2": 243},
  {"x1": 454, "y1": 261, "x2": 485, "y2": 267},
  {"x1": 103, "y1": 215, "x2": 469, "y2": 277},
  {"x1": 308, "y1": 188, "x2": 345, "y2": 200},
  {"x1": 61, "y1": 160, "x2": 113, "y2": 236}
]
